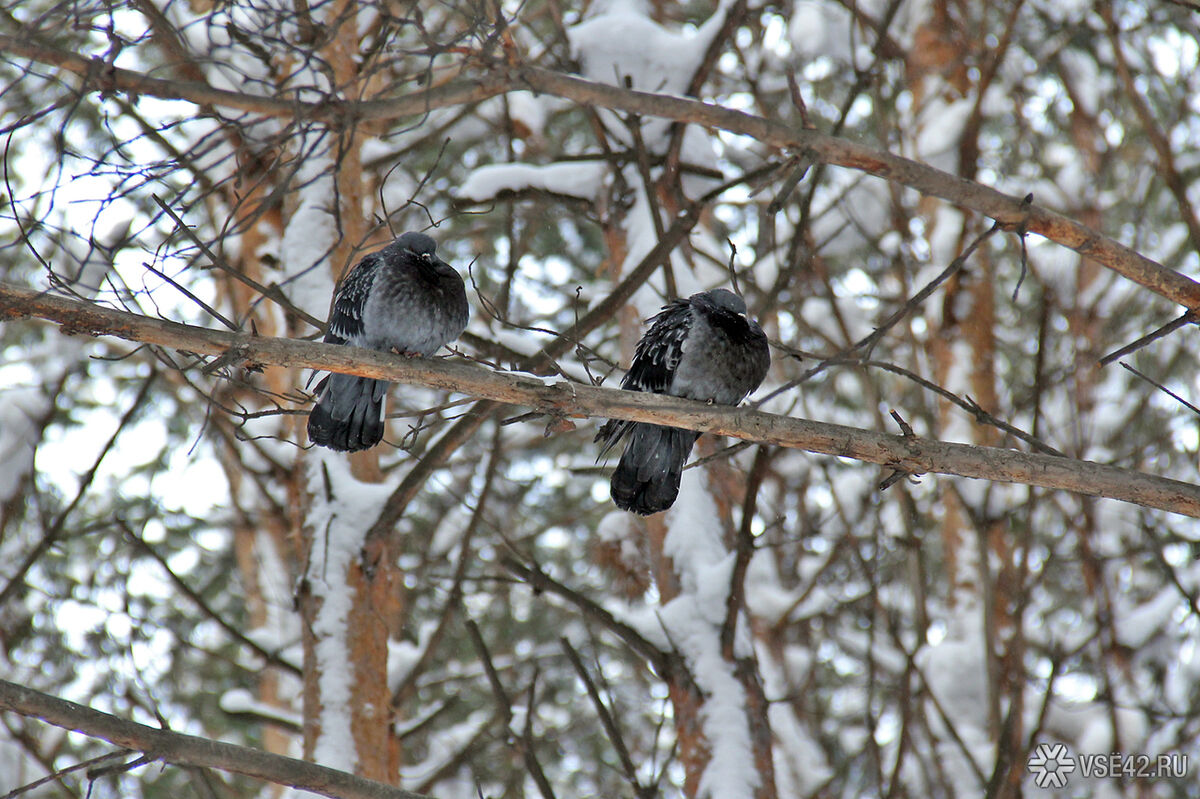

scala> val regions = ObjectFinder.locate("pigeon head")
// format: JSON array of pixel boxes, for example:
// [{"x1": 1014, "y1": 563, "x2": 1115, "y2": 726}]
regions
[
  {"x1": 397, "y1": 231, "x2": 436, "y2": 253},
  {"x1": 395, "y1": 231, "x2": 438, "y2": 258},
  {"x1": 390, "y1": 231, "x2": 455, "y2": 274},
  {"x1": 698, "y1": 288, "x2": 747, "y2": 316}
]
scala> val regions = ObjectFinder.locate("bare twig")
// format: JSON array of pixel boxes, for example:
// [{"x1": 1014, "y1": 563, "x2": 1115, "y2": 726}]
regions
[
  {"x1": 0, "y1": 373, "x2": 156, "y2": 608},
  {"x1": 122, "y1": 523, "x2": 302, "y2": 676},
  {"x1": 720, "y1": 446, "x2": 771, "y2": 660},
  {"x1": 152, "y1": 195, "x2": 326, "y2": 331},
  {"x1": 501, "y1": 556, "x2": 668, "y2": 671},
  {"x1": 362, "y1": 400, "x2": 500, "y2": 569},
  {"x1": 757, "y1": 221, "x2": 1002, "y2": 404},
  {"x1": 463, "y1": 620, "x2": 556, "y2": 799},
  {"x1": 1119, "y1": 362, "x2": 1200, "y2": 418},
  {"x1": 1099, "y1": 311, "x2": 1197, "y2": 366},
  {"x1": 391, "y1": 428, "x2": 503, "y2": 707},
  {"x1": 1, "y1": 749, "x2": 132, "y2": 799},
  {"x1": 559, "y1": 638, "x2": 648, "y2": 795}
]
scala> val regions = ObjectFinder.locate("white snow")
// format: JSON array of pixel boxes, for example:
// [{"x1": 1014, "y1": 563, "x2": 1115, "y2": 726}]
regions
[
  {"x1": 302, "y1": 451, "x2": 396, "y2": 771},
  {"x1": 400, "y1": 710, "x2": 492, "y2": 789},
  {"x1": 428, "y1": 504, "x2": 471, "y2": 559},
  {"x1": 1113, "y1": 587, "x2": 1182, "y2": 649},
  {"x1": 660, "y1": 469, "x2": 760, "y2": 798},
  {"x1": 1035, "y1": 0, "x2": 1092, "y2": 24},
  {"x1": 568, "y1": 0, "x2": 723, "y2": 97},
  {"x1": 0, "y1": 388, "x2": 50, "y2": 505},
  {"x1": 49, "y1": 213, "x2": 127, "y2": 298},
  {"x1": 743, "y1": 549, "x2": 795, "y2": 626},
  {"x1": 926, "y1": 205, "x2": 966, "y2": 276},
  {"x1": 1044, "y1": 698, "x2": 1149, "y2": 757},
  {"x1": 916, "y1": 611, "x2": 994, "y2": 791},
  {"x1": 662, "y1": 470, "x2": 729, "y2": 599},
  {"x1": 914, "y1": 95, "x2": 974, "y2": 171},
  {"x1": 1059, "y1": 48, "x2": 1104, "y2": 117},
  {"x1": 759, "y1": 639, "x2": 833, "y2": 794},
  {"x1": 598, "y1": 510, "x2": 642, "y2": 569},
  {"x1": 808, "y1": 171, "x2": 894, "y2": 258},
  {"x1": 788, "y1": 0, "x2": 859, "y2": 63},
  {"x1": 475, "y1": 91, "x2": 553, "y2": 138},
  {"x1": 567, "y1": 0, "x2": 731, "y2": 151},
  {"x1": 0, "y1": 735, "x2": 56, "y2": 799},
  {"x1": 279, "y1": 143, "x2": 338, "y2": 323},
  {"x1": 219, "y1": 688, "x2": 303, "y2": 728},
  {"x1": 457, "y1": 162, "x2": 608, "y2": 203},
  {"x1": 387, "y1": 624, "x2": 437, "y2": 691},
  {"x1": 604, "y1": 468, "x2": 765, "y2": 798}
]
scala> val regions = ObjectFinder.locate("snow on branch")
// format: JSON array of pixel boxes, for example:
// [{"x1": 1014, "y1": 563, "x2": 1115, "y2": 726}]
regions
[
  {"x1": 508, "y1": 66, "x2": 1200, "y2": 311},
  {"x1": 5, "y1": 31, "x2": 1197, "y2": 312},
  {"x1": 4, "y1": 281, "x2": 1200, "y2": 519}
]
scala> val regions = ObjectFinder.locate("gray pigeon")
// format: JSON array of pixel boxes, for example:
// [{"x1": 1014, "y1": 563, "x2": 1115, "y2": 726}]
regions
[
  {"x1": 308, "y1": 232, "x2": 469, "y2": 452},
  {"x1": 595, "y1": 289, "x2": 770, "y2": 515}
]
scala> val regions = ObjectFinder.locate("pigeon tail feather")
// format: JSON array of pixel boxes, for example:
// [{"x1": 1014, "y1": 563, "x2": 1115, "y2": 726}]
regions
[
  {"x1": 609, "y1": 424, "x2": 699, "y2": 515},
  {"x1": 307, "y1": 373, "x2": 389, "y2": 452}
]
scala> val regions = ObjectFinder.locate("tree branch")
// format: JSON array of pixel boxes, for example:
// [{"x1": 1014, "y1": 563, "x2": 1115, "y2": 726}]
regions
[
  {"x1": 0, "y1": 33, "x2": 508, "y2": 125},
  {"x1": 0, "y1": 679, "x2": 433, "y2": 799},
  {"x1": 4, "y1": 31, "x2": 1196, "y2": 310},
  {"x1": 508, "y1": 65, "x2": 1200, "y2": 311},
  {"x1": 4, "y1": 282, "x2": 1200, "y2": 518}
]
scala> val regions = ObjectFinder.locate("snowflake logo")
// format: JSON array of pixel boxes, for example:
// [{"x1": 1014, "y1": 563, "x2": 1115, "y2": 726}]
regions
[{"x1": 1027, "y1": 743, "x2": 1076, "y2": 788}]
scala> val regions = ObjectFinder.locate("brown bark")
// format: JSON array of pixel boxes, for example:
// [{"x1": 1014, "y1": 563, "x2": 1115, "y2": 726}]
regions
[{"x1": 298, "y1": 0, "x2": 401, "y2": 782}]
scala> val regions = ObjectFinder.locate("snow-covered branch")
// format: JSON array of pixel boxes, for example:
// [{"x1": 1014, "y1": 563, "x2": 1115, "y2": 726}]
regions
[
  {"x1": 4, "y1": 281, "x2": 1199, "y2": 518},
  {"x1": 3, "y1": 31, "x2": 1196, "y2": 311}
]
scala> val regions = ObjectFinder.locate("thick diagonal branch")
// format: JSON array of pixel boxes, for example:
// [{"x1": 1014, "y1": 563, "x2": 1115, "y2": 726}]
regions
[
  {"x1": 5, "y1": 32, "x2": 1196, "y2": 310},
  {"x1": 0, "y1": 679, "x2": 432, "y2": 799},
  {"x1": 4, "y1": 282, "x2": 1200, "y2": 518}
]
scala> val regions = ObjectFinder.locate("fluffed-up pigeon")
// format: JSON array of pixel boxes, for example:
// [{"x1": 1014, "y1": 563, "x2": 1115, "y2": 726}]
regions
[
  {"x1": 308, "y1": 232, "x2": 469, "y2": 452},
  {"x1": 595, "y1": 288, "x2": 770, "y2": 515}
]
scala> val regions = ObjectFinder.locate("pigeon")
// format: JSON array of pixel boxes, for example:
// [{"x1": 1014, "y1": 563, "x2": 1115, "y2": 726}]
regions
[
  {"x1": 595, "y1": 288, "x2": 770, "y2": 515},
  {"x1": 307, "y1": 232, "x2": 469, "y2": 452}
]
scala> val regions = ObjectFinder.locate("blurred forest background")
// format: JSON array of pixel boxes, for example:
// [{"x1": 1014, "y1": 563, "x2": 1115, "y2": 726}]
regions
[{"x1": 2, "y1": 0, "x2": 1199, "y2": 797}]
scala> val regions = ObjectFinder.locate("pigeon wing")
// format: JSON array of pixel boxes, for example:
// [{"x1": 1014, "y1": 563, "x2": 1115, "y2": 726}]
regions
[
  {"x1": 595, "y1": 300, "x2": 693, "y2": 457},
  {"x1": 324, "y1": 253, "x2": 381, "y2": 346}
]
